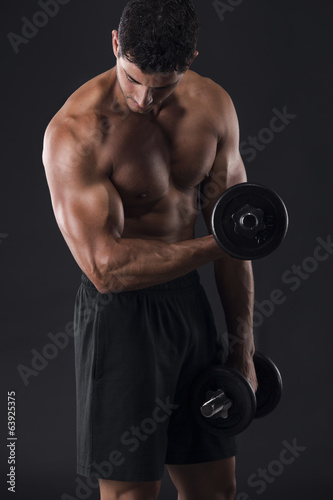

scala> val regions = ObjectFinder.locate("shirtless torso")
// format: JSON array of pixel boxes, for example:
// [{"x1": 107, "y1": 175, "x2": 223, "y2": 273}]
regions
[
  {"x1": 82, "y1": 67, "x2": 219, "y2": 242},
  {"x1": 43, "y1": 60, "x2": 246, "y2": 293}
]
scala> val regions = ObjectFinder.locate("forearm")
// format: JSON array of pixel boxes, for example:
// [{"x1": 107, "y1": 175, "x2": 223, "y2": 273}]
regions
[
  {"x1": 93, "y1": 234, "x2": 225, "y2": 293},
  {"x1": 214, "y1": 257, "x2": 255, "y2": 362}
]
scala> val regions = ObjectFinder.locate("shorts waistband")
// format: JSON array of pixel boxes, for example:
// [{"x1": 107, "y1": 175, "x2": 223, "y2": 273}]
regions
[{"x1": 81, "y1": 270, "x2": 200, "y2": 294}]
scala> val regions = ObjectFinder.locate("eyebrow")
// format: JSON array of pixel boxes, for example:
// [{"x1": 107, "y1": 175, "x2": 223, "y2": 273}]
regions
[{"x1": 124, "y1": 69, "x2": 178, "y2": 89}]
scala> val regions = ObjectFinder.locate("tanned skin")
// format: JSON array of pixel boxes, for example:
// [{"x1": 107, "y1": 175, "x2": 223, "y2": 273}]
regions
[{"x1": 43, "y1": 30, "x2": 257, "y2": 500}]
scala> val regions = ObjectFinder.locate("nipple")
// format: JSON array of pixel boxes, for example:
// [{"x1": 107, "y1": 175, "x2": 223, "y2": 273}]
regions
[{"x1": 138, "y1": 192, "x2": 149, "y2": 199}]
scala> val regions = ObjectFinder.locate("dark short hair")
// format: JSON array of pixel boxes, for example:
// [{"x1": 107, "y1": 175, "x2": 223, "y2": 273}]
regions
[{"x1": 118, "y1": 0, "x2": 199, "y2": 74}]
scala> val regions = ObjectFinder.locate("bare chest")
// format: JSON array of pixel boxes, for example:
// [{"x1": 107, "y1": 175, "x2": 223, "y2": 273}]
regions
[{"x1": 102, "y1": 110, "x2": 218, "y2": 208}]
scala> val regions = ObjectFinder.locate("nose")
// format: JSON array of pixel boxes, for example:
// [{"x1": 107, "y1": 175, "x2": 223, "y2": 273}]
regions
[{"x1": 135, "y1": 87, "x2": 153, "y2": 108}]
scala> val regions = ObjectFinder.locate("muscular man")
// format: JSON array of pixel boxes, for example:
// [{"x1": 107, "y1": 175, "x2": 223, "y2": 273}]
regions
[{"x1": 43, "y1": 1, "x2": 257, "y2": 499}]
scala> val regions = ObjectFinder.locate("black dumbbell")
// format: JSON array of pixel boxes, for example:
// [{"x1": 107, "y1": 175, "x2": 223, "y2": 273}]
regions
[
  {"x1": 212, "y1": 183, "x2": 289, "y2": 260},
  {"x1": 190, "y1": 352, "x2": 283, "y2": 436}
]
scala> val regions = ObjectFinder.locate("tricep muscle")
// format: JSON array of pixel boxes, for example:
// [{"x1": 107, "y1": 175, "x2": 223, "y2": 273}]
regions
[{"x1": 43, "y1": 121, "x2": 124, "y2": 282}]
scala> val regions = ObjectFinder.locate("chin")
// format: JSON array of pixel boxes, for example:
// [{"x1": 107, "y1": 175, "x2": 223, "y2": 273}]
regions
[
  {"x1": 136, "y1": 108, "x2": 153, "y2": 114},
  {"x1": 127, "y1": 98, "x2": 154, "y2": 114}
]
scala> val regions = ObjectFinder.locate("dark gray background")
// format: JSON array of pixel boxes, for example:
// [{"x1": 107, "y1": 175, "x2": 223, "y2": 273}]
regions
[{"x1": 1, "y1": 0, "x2": 332, "y2": 499}]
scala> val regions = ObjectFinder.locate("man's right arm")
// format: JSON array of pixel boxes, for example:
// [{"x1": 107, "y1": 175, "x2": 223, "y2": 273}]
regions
[{"x1": 42, "y1": 120, "x2": 225, "y2": 293}]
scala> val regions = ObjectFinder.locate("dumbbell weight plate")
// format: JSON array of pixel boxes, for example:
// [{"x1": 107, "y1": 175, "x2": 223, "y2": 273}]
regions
[
  {"x1": 212, "y1": 183, "x2": 289, "y2": 260},
  {"x1": 191, "y1": 366, "x2": 256, "y2": 436},
  {"x1": 253, "y1": 352, "x2": 283, "y2": 418}
]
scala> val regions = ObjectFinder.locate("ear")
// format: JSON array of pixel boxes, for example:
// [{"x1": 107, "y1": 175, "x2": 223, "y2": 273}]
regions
[
  {"x1": 112, "y1": 30, "x2": 120, "y2": 58},
  {"x1": 186, "y1": 50, "x2": 199, "y2": 70}
]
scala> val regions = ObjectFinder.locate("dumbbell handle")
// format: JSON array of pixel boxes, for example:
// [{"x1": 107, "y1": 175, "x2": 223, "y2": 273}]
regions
[{"x1": 200, "y1": 389, "x2": 232, "y2": 419}]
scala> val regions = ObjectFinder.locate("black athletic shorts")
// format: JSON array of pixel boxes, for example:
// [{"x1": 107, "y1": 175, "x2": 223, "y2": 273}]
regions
[{"x1": 73, "y1": 269, "x2": 238, "y2": 482}]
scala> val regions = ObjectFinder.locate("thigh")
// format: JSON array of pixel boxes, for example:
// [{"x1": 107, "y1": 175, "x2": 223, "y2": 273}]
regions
[
  {"x1": 98, "y1": 478, "x2": 161, "y2": 500},
  {"x1": 167, "y1": 458, "x2": 236, "y2": 500},
  {"x1": 75, "y1": 285, "x2": 191, "y2": 482},
  {"x1": 165, "y1": 284, "x2": 238, "y2": 465}
]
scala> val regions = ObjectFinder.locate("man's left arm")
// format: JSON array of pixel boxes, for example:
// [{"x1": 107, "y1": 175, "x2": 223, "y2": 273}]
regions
[{"x1": 201, "y1": 90, "x2": 258, "y2": 391}]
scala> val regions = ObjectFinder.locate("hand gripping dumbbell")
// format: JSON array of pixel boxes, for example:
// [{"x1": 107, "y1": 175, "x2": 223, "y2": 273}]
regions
[
  {"x1": 190, "y1": 352, "x2": 283, "y2": 436},
  {"x1": 212, "y1": 183, "x2": 289, "y2": 260}
]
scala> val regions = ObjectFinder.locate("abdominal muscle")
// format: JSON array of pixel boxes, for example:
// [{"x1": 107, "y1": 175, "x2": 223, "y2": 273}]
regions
[{"x1": 121, "y1": 186, "x2": 199, "y2": 244}]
